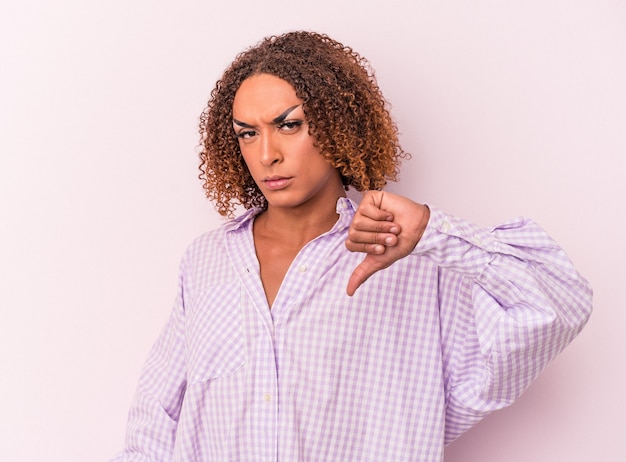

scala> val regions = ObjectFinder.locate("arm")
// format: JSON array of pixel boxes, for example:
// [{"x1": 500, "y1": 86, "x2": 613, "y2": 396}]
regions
[
  {"x1": 421, "y1": 206, "x2": 592, "y2": 442},
  {"x1": 110, "y1": 260, "x2": 189, "y2": 461},
  {"x1": 346, "y1": 191, "x2": 593, "y2": 442}
]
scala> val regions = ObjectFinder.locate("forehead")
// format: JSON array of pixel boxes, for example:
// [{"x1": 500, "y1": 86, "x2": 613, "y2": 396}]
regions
[{"x1": 233, "y1": 74, "x2": 302, "y2": 120}]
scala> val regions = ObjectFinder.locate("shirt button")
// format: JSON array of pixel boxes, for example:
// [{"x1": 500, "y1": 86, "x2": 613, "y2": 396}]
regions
[
  {"x1": 263, "y1": 393, "x2": 271, "y2": 403},
  {"x1": 298, "y1": 265, "x2": 307, "y2": 273}
]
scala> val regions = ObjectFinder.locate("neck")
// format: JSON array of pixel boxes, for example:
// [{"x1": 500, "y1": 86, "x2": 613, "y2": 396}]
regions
[{"x1": 256, "y1": 195, "x2": 346, "y2": 247}]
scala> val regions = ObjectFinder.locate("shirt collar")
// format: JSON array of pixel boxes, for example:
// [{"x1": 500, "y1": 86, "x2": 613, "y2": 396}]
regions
[{"x1": 222, "y1": 196, "x2": 357, "y2": 234}]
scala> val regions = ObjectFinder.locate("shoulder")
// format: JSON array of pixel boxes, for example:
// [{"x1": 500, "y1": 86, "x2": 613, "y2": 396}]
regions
[
  {"x1": 184, "y1": 208, "x2": 257, "y2": 259},
  {"x1": 182, "y1": 225, "x2": 227, "y2": 264},
  {"x1": 178, "y1": 209, "x2": 257, "y2": 284}
]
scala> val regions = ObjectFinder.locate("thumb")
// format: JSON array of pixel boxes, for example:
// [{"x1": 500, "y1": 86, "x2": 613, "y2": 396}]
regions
[{"x1": 346, "y1": 255, "x2": 389, "y2": 296}]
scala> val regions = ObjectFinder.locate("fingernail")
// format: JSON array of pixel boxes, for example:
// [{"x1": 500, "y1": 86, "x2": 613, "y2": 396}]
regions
[
  {"x1": 385, "y1": 236, "x2": 394, "y2": 245},
  {"x1": 389, "y1": 226, "x2": 399, "y2": 234}
]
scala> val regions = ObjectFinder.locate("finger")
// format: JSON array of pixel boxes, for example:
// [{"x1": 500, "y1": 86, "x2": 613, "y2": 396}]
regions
[
  {"x1": 345, "y1": 231, "x2": 398, "y2": 252},
  {"x1": 350, "y1": 216, "x2": 400, "y2": 235},
  {"x1": 346, "y1": 255, "x2": 389, "y2": 296},
  {"x1": 346, "y1": 261, "x2": 371, "y2": 296},
  {"x1": 358, "y1": 205, "x2": 394, "y2": 222},
  {"x1": 357, "y1": 196, "x2": 394, "y2": 222},
  {"x1": 345, "y1": 240, "x2": 387, "y2": 254}
]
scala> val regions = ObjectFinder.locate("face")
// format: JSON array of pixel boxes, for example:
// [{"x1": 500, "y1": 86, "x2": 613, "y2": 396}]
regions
[{"x1": 232, "y1": 73, "x2": 344, "y2": 213}]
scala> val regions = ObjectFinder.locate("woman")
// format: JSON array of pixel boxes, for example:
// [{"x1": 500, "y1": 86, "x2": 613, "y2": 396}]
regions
[{"x1": 110, "y1": 31, "x2": 592, "y2": 461}]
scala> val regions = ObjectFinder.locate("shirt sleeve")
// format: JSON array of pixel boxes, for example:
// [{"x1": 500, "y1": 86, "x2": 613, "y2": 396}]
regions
[
  {"x1": 109, "y1": 257, "x2": 189, "y2": 462},
  {"x1": 413, "y1": 206, "x2": 593, "y2": 444}
]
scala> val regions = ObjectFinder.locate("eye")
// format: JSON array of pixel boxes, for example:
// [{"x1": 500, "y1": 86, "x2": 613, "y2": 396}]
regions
[
  {"x1": 278, "y1": 120, "x2": 303, "y2": 132},
  {"x1": 236, "y1": 130, "x2": 257, "y2": 141}
]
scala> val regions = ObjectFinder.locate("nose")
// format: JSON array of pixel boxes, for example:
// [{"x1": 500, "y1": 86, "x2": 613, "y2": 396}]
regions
[{"x1": 259, "y1": 132, "x2": 282, "y2": 167}]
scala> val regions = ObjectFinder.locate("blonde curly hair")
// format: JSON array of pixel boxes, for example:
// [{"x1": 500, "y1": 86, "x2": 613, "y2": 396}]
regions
[{"x1": 199, "y1": 30, "x2": 409, "y2": 217}]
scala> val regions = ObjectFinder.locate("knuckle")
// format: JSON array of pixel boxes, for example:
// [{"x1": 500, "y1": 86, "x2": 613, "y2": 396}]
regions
[
  {"x1": 376, "y1": 222, "x2": 388, "y2": 233},
  {"x1": 349, "y1": 217, "x2": 360, "y2": 228}
]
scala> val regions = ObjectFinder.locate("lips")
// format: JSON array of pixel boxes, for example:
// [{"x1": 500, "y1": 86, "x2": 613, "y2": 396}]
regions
[{"x1": 263, "y1": 176, "x2": 293, "y2": 191}]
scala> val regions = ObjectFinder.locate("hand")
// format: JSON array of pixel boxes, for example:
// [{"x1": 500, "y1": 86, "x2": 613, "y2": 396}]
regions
[{"x1": 345, "y1": 191, "x2": 430, "y2": 296}]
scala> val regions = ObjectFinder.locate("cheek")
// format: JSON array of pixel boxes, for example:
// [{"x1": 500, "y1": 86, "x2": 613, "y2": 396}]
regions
[
  {"x1": 242, "y1": 159, "x2": 256, "y2": 179},
  {"x1": 297, "y1": 137, "x2": 324, "y2": 160},
  {"x1": 238, "y1": 152, "x2": 255, "y2": 176}
]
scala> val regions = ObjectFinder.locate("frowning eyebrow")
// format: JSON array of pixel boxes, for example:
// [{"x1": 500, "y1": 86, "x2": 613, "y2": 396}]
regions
[
  {"x1": 233, "y1": 104, "x2": 301, "y2": 128},
  {"x1": 272, "y1": 105, "x2": 301, "y2": 123}
]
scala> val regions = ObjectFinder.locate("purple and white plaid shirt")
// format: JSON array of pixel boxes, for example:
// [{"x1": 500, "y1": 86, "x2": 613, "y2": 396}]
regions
[{"x1": 111, "y1": 198, "x2": 592, "y2": 462}]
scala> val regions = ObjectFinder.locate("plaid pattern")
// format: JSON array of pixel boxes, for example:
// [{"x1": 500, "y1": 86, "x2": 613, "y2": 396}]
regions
[{"x1": 111, "y1": 198, "x2": 591, "y2": 461}]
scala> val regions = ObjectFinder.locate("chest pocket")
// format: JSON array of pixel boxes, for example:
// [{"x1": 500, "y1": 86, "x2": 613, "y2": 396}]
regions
[{"x1": 185, "y1": 281, "x2": 246, "y2": 384}]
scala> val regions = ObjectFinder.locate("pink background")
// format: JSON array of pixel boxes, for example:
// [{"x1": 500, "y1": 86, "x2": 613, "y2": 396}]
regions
[{"x1": 1, "y1": 1, "x2": 624, "y2": 460}]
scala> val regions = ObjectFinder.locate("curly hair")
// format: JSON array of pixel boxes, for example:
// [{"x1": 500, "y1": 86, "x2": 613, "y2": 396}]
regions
[{"x1": 198, "y1": 30, "x2": 410, "y2": 217}]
